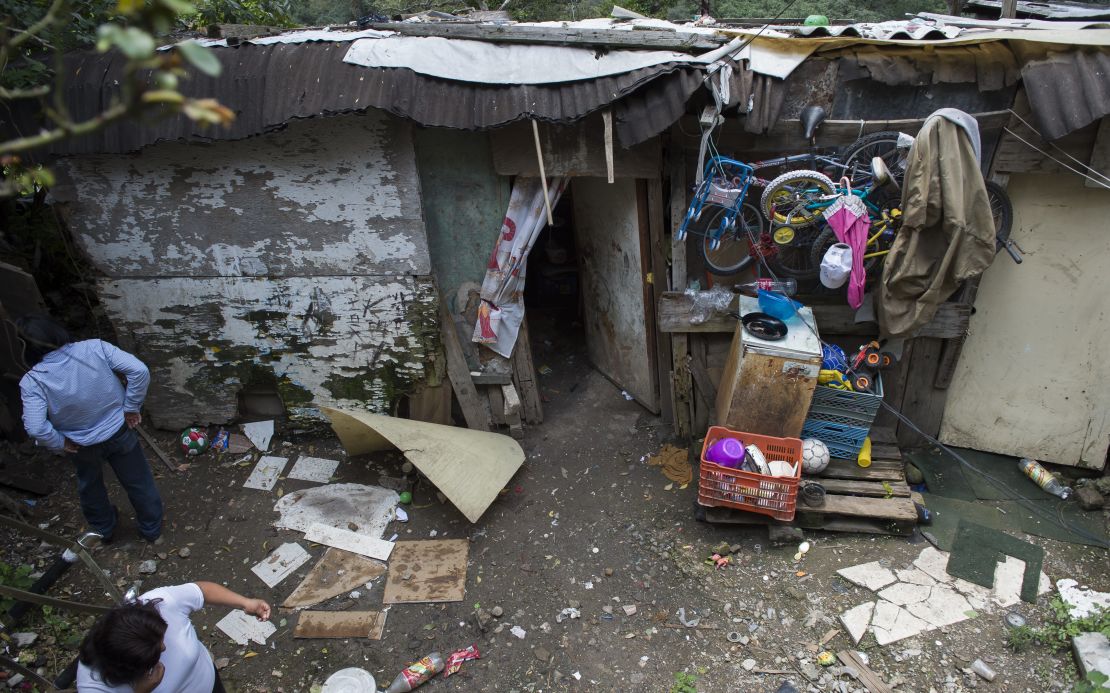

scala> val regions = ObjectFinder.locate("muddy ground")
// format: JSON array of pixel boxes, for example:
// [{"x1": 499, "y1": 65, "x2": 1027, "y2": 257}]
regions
[{"x1": 1, "y1": 322, "x2": 1107, "y2": 693}]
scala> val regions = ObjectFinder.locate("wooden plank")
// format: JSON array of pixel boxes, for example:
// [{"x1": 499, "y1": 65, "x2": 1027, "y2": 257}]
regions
[
  {"x1": 1087, "y1": 118, "x2": 1110, "y2": 190},
  {"x1": 304, "y1": 523, "x2": 394, "y2": 561},
  {"x1": 689, "y1": 336, "x2": 711, "y2": 435},
  {"x1": 370, "y1": 21, "x2": 726, "y2": 51},
  {"x1": 798, "y1": 516, "x2": 914, "y2": 536},
  {"x1": 486, "y1": 386, "x2": 506, "y2": 426},
  {"x1": 439, "y1": 301, "x2": 490, "y2": 431},
  {"x1": 896, "y1": 337, "x2": 947, "y2": 448},
  {"x1": 501, "y1": 384, "x2": 524, "y2": 440},
  {"x1": 820, "y1": 458, "x2": 905, "y2": 482},
  {"x1": 383, "y1": 540, "x2": 468, "y2": 604},
  {"x1": 294, "y1": 611, "x2": 386, "y2": 640},
  {"x1": 807, "y1": 494, "x2": 917, "y2": 522},
  {"x1": 137, "y1": 425, "x2": 181, "y2": 473},
  {"x1": 870, "y1": 443, "x2": 902, "y2": 461},
  {"x1": 814, "y1": 478, "x2": 911, "y2": 498},
  {"x1": 647, "y1": 177, "x2": 675, "y2": 426},
  {"x1": 407, "y1": 383, "x2": 452, "y2": 426},
  {"x1": 838, "y1": 650, "x2": 893, "y2": 693},
  {"x1": 657, "y1": 292, "x2": 971, "y2": 339},
  {"x1": 869, "y1": 426, "x2": 897, "y2": 445},
  {"x1": 492, "y1": 115, "x2": 661, "y2": 178},
  {"x1": 471, "y1": 372, "x2": 512, "y2": 385},
  {"x1": 686, "y1": 351, "x2": 718, "y2": 410},
  {"x1": 511, "y1": 317, "x2": 543, "y2": 425}
]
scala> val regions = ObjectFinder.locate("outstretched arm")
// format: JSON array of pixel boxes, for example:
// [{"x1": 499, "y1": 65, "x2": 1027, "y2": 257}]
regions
[{"x1": 195, "y1": 581, "x2": 271, "y2": 621}]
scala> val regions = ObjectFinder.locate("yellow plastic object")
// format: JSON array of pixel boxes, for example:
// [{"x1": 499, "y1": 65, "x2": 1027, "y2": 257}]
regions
[
  {"x1": 818, "y1": 369, "x2": 852, "y2": 390},
  {"x1": 857, "y1": 436, "x2": 872, "y2": 468}
]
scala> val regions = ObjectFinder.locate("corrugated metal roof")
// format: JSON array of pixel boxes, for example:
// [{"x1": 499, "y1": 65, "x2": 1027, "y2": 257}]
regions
[
  {"x1": 965, "y1": 0, "x2": 1110, "y2": 20},
  {"x1": 11, "y1": 40, "x2": 701, "y2": 155},
  {"x1": 776, "y1": 20, "x2": 963, "y2": 41},
  {"x1": 1021, "y1": 49, "x2": 1110, "y2": 139}
]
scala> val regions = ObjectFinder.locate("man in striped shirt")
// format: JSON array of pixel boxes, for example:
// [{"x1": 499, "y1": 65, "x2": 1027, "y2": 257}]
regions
[{"x1": 17, "y1": 316, "x2": 164, "y2": 543}]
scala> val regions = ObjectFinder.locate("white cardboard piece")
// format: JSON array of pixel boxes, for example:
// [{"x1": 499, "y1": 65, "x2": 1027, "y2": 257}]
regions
[
  {"x1": 288, "y1": 456, "x2": 340, "y2": 484},
  {"x1": 241, "y1": 420, "x2": 274, "y2": 452},
  {"x1": 304, "y1": 522, "x2": 394, "y2": 561},
  {"x1": 250, "y1": 542, "x2": 312, "y2": 588},
  {"x1": 243, "y1": 456, "x2": 288, "y2": 491},
  {"x1": 216, "y1": 610, "x2": 276, "y2": 646}
]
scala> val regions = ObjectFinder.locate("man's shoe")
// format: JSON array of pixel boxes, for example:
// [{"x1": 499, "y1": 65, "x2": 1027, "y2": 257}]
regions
[{"x1": 141, "y1": 534, "x2": 164, "y2": 546}]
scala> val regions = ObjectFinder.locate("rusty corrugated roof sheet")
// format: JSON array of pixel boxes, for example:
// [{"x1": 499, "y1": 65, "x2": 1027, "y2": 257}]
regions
[
  {"x1": 1021, "y1": 49, "x2": 1110, "y2": 139},
  {"x1": 9, "y1": 40, "x2": 702, "y2": 155}
]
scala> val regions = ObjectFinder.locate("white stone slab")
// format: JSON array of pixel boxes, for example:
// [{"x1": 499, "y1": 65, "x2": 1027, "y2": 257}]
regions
[
  {"x1": 912, "y1": 546, "x2": 952, "y2": 584},
  {"x1": 906, "y1": 586, "x2": 975, "y2": 628},
  {"x1": 870, "y1": 600, "x2": 933, "y2": 646},
  {"x1": 273, "y1": 483, "x2": 398, "y2": 539},
  {"x1": 242, "y1": 420, "x2": 274, "y2": 452},
  {"x1": 895, "y1": 567, "x2": 937, "y2": 586},
  {"x1": 250, "y1": 542, "x2": 312, "y2": 588},
  {"x1": 878, "y1": 582, "x2": 933, "y2": 607},
  {"x1": 288, "y1": 455, "x2": 340, "y2": 484},
  {"x1": 304, "y1": 522, "x2": 394, "y2": 561},
  {"x1": 1073, "y1": 632, "x2": 1110, "y2": 680},
  {"x1": 1058, "y1": 579, "x2": 1110, "y2": 619},
  {"x1": 216, "y1": 609, "x2": 276, "y2": 646},
  {"x1": 837, "y1": 562, "x2": 897, "y2": 591},
  {"x1": 990, "y1": 556, "x2": 1027, "y2": 608},
  {"x1": 243, "y1": 456, "x2": 288, "y2": 491},
  {"x1": 840, "y1": 602, "x2": 874, "y2": 645}
]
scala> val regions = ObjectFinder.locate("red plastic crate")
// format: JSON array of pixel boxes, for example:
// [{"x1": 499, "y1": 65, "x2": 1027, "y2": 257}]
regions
[{"x1": 697, "y1": 426, "x2": 804, "y2": 521}]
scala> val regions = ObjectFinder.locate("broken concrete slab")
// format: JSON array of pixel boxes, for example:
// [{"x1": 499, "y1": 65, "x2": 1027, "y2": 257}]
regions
[
  {"x1": 1057, "y1": 579, "x2": 1110, "y2": 619},
  {"x1": 282, "y1": 548, "x2": 387, "y2": 609},
  {"x1": 877, "y1": 582, "x2": 932, "y2": 607},
  {"x1": 304, "y1": 522, "x2": 394, "y2": 561},
  {"x1": 869, "y1": 600, "x2": 932, "y2": 646},
  {"x1": 243, "y1": 456, "x2": 288, "y2": 491},
  {"x1": 294, "y1": 610, "x2": 386, "y2": 640},
  {"x1": 216, "y1": 609, "x2": 277, "y2": 646},
  {"x1": 322, "y1": 407, "x2": 525, "y2": 523},
  {"x1": 837, "y1": 562, "x2": 897, "y2": 592},
  {"x1": 1073, "y1": 632, "x2": 1110, "y2": 680},
  {"x1": 905, "y1": 586, "x2": 974, "y2": 629},
  {"x1": 839, "y1": 602, "x2": 874, "y2": 645},
  {"x1": 894, "y1": 568, "x2": 937, "y2": 587},
  {"x1": 273, "y1": 483, "x2": 398, "y2": 539},
  {"x1": 250, "y1": 542, "x2": 312, "y2": 588},
  {"x1": 288, "y1": 455, "x2": 340, "y2": 484},
  {"x1": 242, "y1": 420, "x2": 274, "y2": 452}
]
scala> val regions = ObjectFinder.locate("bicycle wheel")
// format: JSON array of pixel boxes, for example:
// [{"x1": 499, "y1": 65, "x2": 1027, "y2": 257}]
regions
[
  {"x1": 765, "y1": 222, "x2": 823, "y2": 280},
  {"x1": 760, "y1": 170, "x2": 835, "y2": 228},
  {"x1": 808, "y1": 226, "x2": 882, "y2": 284},
  {"x1": 985, "y1": 180, "x2": 1014, "y2": 251},
  {"x1": 842, "y1": 131, "x2": 905, "y2": 187},
  {"x1": 700, "y1": 203, "x2": 766, "y2": 276}
]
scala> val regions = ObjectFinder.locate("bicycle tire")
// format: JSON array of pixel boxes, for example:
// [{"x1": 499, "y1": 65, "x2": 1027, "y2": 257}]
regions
[
  {"x1": 700, "y1": 203, "x2": 766, "y2": 276},
  {"x1": 985, "y1": 180, "x2": 1014, "y2": 251},
  {"x1": 842, "y1": 130, "x2": 905, "y2": 187},
  {"x1": 808, "y1": 226, "x2": 882, "y2": 285},
  {"x1": 760, "y1": 170, "x2": 836, "y2": 228},
  {"x1": 765, "y1": 222, "x2": 824, "y2": 280}
]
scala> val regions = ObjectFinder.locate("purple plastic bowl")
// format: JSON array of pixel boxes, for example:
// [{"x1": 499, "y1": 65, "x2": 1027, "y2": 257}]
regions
[{"x1": 706, "y1": 437, "x2": 745, "y2": 468}]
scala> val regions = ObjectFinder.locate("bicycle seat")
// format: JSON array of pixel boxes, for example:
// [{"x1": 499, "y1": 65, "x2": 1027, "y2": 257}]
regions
[
  {"x1": 870, "y1": 156, "x2": 893, "y2": 188},
  {"x1": 800, "y1": 106, "x2": 827, "y2": 140}
]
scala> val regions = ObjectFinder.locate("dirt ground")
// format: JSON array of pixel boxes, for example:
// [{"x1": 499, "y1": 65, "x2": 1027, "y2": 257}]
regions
[{"x1": 1, "y1": 322, "x2": 1108, "y2": 693}]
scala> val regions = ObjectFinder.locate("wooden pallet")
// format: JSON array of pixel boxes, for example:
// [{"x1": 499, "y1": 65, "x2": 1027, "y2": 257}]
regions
[{"x1": 699, "y1": 446, "x2": 918, "y2": 536}]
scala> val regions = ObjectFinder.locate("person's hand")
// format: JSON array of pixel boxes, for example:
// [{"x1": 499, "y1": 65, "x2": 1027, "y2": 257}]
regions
[
  {"x1": 63, "y1": 438, "x2": 79, "y2": 454},
  {"x1": 124, "y1": 412, "x2": 142, "y2": 429},
  {"x1": 243, "y1": 598, "x2": 271, "y2": 621},
  {"x1": 133, "y1": 662, "x2": 164, "y2": 693}
]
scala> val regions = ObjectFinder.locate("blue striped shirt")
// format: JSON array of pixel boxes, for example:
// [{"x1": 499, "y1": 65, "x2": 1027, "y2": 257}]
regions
[{"x1": 20, "y1": 339, "x2": 150, "y2": 452}]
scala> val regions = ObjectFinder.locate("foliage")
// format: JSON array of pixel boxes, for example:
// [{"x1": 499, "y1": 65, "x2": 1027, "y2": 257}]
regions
[
  {"x1": 1032, "y1": 598, "x2": 1110, "y2": 652},
  {"x1": 1006, "y1": 624, "x2": 1036, "y2": 653},
  {"x1": 1, "y1": 0, "x2": 237, "y2": 198},
  {"x1": 671, "y1": 671, "x2": 698, "y2": 693},
  {"x1": 191, "y1": 0, "x2": 295, "y2": 27},
  {"x1": 1073, "y1": 671, "x2": 1110, "y2": 693},
  {"x1": 0, "y1": 560, "x2": 35, "y2": 612}
]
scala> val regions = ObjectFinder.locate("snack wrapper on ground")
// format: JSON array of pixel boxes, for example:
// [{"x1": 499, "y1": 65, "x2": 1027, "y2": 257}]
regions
[{"x1": 444, "y1": 645, "x2": 481, "y2": 677}]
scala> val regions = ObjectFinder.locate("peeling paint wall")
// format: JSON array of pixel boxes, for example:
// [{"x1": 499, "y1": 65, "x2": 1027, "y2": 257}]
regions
[{"x1": 53, "y1": 112, "x2": 439, "y2": 428}]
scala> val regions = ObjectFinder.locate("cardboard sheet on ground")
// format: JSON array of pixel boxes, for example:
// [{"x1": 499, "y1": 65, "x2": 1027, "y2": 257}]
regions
[
  {"x1": 273, "y1": 483, "x2": 398, "y2": 539},
  {"x1": 322, "y1": 407, "x2": 524, "y2": 523},
  {"x1": 241, "y1": 420, "x2": 274, "y2": 452},
  {"x1": 282, "y1": 548, "x2": 387, "y2": 609},
  {"x1": 383, "y1": 539, "x2": 468, "y2": 604},
  {"x1": 288, "y1": 455, "x2": 340, "y2": 483},
  {"x1": 294, "y1": 610, "x2": 386, "y2": 639},
  {"x1": 250, "y1": 542, "x2": 312, "y2": 588},
  {"x1": 305, "y1": 522, "x2": 394, "y2": 560},
  {"x1": 244, "y1": 456, "x2": 287, "y2": 491}
]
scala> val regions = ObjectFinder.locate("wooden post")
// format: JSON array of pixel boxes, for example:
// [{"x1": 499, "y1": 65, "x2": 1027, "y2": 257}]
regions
[
  {"x1": 646, "y1": 178, "x2": 674, "y2": 426},
  {"x1": 1000, "y1": 0, "x2": 1018, "y2": 18},
  {"x1": 667, "y1": 128, "x2": 692, "y2": 440},
  {"x1": 438, "y1": 300, "x2": 490, "y2": 431}
]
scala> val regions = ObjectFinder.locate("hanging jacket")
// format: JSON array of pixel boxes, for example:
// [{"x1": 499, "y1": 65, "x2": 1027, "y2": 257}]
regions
[{"x1": 877, "y1": 114, "x2": 996, "y2": 338}]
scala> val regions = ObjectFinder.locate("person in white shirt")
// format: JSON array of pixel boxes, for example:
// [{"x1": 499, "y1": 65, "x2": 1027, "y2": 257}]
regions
[{"x1": 76, "y1": 582, "x2": 270, "y2": 692}]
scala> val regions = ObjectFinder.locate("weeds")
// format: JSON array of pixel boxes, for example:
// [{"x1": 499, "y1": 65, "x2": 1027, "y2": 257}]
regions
[
  {"x1": 671, "y1": 671, "x2": 697, "y2": 693},
  {"x1": 0, "y1": 560, "x2": 35, "y2": 611}
]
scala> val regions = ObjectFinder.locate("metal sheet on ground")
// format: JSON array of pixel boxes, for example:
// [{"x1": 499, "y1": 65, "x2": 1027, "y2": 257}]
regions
[
  {"x1": 383, "y1": 540, "x2": 468, "y2": 604},
  {"x1": 320, "y1": 409, "x2": 523, "y2": 523},
  {"x1": 282, "y1": 548, "x2": 387, "y2": 609},
  {"x1": 294, "y1": 611, "x2": 386, "y2": 639}
]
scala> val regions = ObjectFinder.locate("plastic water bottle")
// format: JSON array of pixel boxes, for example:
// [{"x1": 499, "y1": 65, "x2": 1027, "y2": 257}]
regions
[
  {"x1": 735, "y1": 278, "x2": 797, "y2": 297},
  {"x1": 384, "y1": 652, "x2": 445, "y2": 693},
  {"x1": 1017, "y1": 458, "x2": 1070, "y2": 499}
]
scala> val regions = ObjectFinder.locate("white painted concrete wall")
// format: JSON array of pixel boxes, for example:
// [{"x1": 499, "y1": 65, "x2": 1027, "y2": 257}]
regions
[
  {"x1": 52, "y1": 112, "x2": 437, "y2": 428},
  {"x1": 938, "y1": 173, "x2": 1110, "y2": 469}
]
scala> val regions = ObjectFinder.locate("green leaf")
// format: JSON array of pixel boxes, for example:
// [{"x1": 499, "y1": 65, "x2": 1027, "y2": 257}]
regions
[
  {"x1": 102, "y1": 25, "x2": 156, "y2": 60},
  {"x1": 177, "y1": 40, "x2": 222, "y2": 77},
  {"x1": 160, "y1": 0, "x2": 199, "y2": 14}
]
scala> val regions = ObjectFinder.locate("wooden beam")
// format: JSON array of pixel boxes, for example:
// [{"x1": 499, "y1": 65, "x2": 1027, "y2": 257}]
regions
[
  {"x1": 1000, "y1": 0, "x2": 1018, "y2": 18},
  {"x1": 370, "y1": 22, "x2": 726, "y2": 51},
  {"x1": 647, "y1": 177, "x2": 675, "y2": 426},
  {"x1": 1086, "y1": 118, "x2": 1110, "y2": 190},
  {"x1": 668, "y1": 128, "x2": 692, "y2": 440},
  {"x1": 896, "y1": 337, "x2": 947, "y2": 448},
  {"x1": 137, "y1": 426, "x2": 181, "y2": 473},
  {"x1": 656, "y1": 291, "x2": 971, "y2": 339},
  {"x1": 438, "y1": 301, "x2": 490, "y2": 431},
  {"x1": 511, "y1": 317, "x2": 544, "y2": 425}
]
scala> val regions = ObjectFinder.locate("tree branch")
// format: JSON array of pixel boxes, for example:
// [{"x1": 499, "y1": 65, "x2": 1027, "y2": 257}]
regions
[
  {"x1": 6, "y1": 0, "x2": 67, "y2": 54},
  {"x1": 0, "y1": 85, "x2": 51, "y2": 100},
  {"x1": 1, "y1": 102, "x2": 129, "y2": 154}
]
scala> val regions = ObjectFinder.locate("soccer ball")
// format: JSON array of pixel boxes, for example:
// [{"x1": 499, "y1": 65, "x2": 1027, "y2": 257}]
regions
[
  {"x1": 801, "y1": 438, "x2": 830, "y2": 475},
  {"x1": 180, "y1": 427, "x2": 209, "y2": 456}
]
